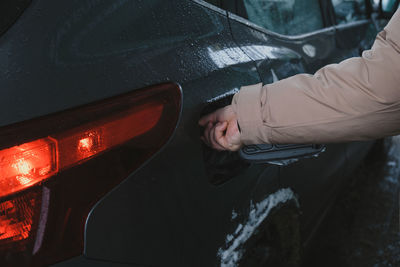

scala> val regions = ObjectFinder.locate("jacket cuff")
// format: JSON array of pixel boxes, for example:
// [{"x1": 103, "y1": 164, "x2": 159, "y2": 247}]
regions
[{"x1": 231, "y1": 83, "x2": 268, "y2": 145}]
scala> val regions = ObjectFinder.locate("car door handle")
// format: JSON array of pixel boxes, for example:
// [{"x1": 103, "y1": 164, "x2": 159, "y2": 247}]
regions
[{"x1": 239, "y1": 144, "x2": 326, "y2": 164}]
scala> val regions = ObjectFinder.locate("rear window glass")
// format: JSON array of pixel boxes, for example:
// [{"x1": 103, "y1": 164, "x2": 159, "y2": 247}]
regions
[{"x1": 243, "y1": 0, "x2": 324, "y2": 35}]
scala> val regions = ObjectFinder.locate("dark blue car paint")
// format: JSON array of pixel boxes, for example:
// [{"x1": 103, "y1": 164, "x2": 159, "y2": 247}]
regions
[{"x1": 0, "y1": 0, "x2": 375, "y2": 266}]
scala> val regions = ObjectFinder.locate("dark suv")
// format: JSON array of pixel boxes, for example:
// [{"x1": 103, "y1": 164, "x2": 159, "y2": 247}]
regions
[{"x1": 0, "y1": 0, "x2": 392, "y2": 266}]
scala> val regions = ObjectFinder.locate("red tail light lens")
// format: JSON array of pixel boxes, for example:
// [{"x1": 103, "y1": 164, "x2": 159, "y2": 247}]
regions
[
  {"x1": 57, "y1": 101, "x2": 164, "y2": 169},
  {"x1": 0, "y1": 83, "x2": 181, "y2": 266},
  {"x1": 0, "y1": 191, "x2": 40, "y2": 244},
  {"x1": 0, "y1": 138, "x2": 58, "y2": 198},
  {"x1": 0, "y1": 100, "x2": 165, "y2": 200}
]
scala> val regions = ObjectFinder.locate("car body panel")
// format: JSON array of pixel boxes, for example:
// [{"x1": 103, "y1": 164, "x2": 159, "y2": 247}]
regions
[
  {"x1": 0, "y1": 0, "x2": 245, "y2": 127},
  {"x1": 0, "y1": 0, "x2": 378, "y2": 266},
  {"x1": 79, "y1": 1, "x2": 281, "y2": 266},
  {"x1": 226, "y1": 1, "x2": 375, "y2": 242}
]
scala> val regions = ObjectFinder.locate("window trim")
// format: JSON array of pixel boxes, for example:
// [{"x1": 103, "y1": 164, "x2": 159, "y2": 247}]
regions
[
  {"x1": 201, "y1": 0, "x2": 338, "y2": 39},
  {"x1": 191, "y1": 0, "x2": 228, "y2": 16},
  {"x1": 335, "y1": 18, "x2": 370, "y2": 29},
  {"x1": 194, "y1": 0, "x2": 371, "y2": 40},
  {"x1": 227, "y1": 11, "x2": 337, "y2": 40}
]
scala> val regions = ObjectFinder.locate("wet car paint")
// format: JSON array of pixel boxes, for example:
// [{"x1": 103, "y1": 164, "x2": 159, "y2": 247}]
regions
[
  {"x1": 226, "y1": 4, "x2": 374, "y2": 246},
  {"x1": 82, "y1": 2, "x2": 281, "y2": 265},
  {"x1": 84, "y1": 0, "x2": 374, "y2": 264},
  {"x1": 0, "y1": 0, "x2": 377, "y2": 266},
  {"x1": 0, "y1": 0, "x2": 244, "y2": 127}
]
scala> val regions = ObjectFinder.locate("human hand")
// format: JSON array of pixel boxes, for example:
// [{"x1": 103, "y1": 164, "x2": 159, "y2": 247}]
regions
[{"x1": 198, "y1": 105, "x2": 242, "y2": 151}]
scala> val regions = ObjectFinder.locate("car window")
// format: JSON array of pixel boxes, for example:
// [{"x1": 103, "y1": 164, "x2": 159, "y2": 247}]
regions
[
  {"x1": 381, "y1": 0, "x2": 399, "y2": 12},
  {"x1": 332, "y1": 0, "x2": 367, "y2": 24},
  {"x1": 242, "y1": 0, "x2": 325, "y2": 35}
]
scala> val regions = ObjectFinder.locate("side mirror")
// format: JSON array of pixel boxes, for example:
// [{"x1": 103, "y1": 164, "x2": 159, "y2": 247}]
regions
[{"x1": 239, "y1": 144, "x2": 325, "y2": 164}]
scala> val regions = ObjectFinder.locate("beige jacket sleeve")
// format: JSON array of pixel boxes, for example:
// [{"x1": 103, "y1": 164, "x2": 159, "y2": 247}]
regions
[{"x1": 231, "y1": 9, "x2": 400, "y2": 145}]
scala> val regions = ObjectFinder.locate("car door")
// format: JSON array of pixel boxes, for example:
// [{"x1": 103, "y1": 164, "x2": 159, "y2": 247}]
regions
[
  {"x1": 333, "y1": 0, "x2": 377, "y2": 53},
  {"x1": 224, "y1": 0, "x2": 359, "y2": 242},
  {"x1": 79, "y1": 1, "x2": 283, "y2": 266}
]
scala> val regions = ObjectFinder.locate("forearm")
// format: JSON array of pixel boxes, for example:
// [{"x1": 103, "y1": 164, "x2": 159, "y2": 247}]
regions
[{"x1": 232, "y1": 10, "x2": 400, "y2": 144}]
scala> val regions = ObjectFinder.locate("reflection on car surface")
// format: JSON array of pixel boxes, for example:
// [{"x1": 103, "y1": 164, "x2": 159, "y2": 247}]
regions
[{"x1": 0, "y1": 0, "x2": 394, "y2": 266}]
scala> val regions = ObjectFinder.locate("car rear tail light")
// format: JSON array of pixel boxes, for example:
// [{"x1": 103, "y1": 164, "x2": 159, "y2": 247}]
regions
[
  {"x1": 0, "y1": 191, "x2": 40, "y2": 244},
  {"x1": 57, "y1": 101, "x2": 164, "y2": 170},
  {"x1": 0, "y1": 83, "x2": 181, "y2": 266},
  {"x1": 0, "y1": 138, "x2": 58, "y2": 198}
]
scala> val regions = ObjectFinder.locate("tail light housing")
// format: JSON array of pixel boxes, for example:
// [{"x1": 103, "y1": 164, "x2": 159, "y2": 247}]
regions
[{"x1": 0, "y1": 83, "x2": 181, "y2": 266}]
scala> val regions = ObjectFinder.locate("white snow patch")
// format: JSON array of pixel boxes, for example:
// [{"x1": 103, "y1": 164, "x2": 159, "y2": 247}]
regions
[
  {"x1": 207, "y1": 88, "x2": 239, "y2": 103},
  {"x1": 234, "y1": 224, "x2": 243, "y2": 235},
  {"x1": 387, "y1": 161, "x2": 397, "y2": 167},
  {"x1": 218, "y1": 188, "x2": 298, "y2": 267},
  {"x1": 231, "y1": 210, "x2": 238, "y2": 220},
  {"x1": 226, "y1": 235, "x2": 234, "y2": 243}
]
